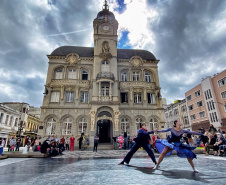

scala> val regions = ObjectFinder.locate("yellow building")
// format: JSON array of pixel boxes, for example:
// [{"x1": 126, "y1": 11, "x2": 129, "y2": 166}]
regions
[{"x1": 25, "y1": 115, "x2": 40, "y2": 139}]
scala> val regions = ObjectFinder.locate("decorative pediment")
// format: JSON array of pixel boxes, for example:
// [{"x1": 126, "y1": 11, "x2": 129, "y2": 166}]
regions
[
  {"x1": 129, "y1": 56, "x2": 143, "y2": 67},
  {"x1": 65, "y1": 53, "x2": 80, "y2": 65}
]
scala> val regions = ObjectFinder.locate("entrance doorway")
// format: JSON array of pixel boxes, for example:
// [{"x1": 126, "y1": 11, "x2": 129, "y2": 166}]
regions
[{"x1": 97, "y1": 120, "x2": 111, "y2": 143}]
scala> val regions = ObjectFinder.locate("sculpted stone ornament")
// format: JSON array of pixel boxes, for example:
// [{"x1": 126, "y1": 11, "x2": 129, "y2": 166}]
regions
[
  {"x1": 66, "y1": 53, "x2": 80, "y2": 65},
  {"x1": 99, "y1": 41, "x2": 112, "y2": 59},
  {"x1": 130, "y1": 56, "x2": 143, "y2": 67}
]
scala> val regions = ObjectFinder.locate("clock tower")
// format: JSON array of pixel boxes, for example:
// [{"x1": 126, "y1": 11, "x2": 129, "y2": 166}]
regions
[{"x1": 92, "y1": 0, "x2": 119, "y2": 102}]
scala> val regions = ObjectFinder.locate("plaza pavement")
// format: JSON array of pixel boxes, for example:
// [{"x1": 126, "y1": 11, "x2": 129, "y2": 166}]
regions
[{"x1": 0, "y1": 154, "x2": 226, "y2": 185}]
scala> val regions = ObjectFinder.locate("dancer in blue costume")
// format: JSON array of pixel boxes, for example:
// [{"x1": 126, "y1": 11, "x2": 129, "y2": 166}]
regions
[
  {"x1": 154, "y1": 120, "x2": 203, "y2": 173},
  {"x1": 119, "y1": 123, "x2": 157, "y2": 165}
]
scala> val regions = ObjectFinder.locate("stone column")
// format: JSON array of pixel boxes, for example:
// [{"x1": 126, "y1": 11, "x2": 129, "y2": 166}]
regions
[
  {"x1": 141, "y1": 69, "x2": 144, "y2": 81},
  {"x1": 109, "y1": 82, "x2": 112, "y2": 101},
  {"x1": 130, "y1": 87, "x2": 133, "y2": 102},
  {"x1": 99, "y1": 82, "x2": 101, "y2": 101},
  {"x1": 144, "y1": 88, "x2": 147, "y2": 102},
  {"x1": 64, "y1": 66, "x2": 67, "y2": 79},
  {"x1": 75, "y1": 87, "x2": 79, "y2": 100},
  {"x1": 55, "y1": 122, "x2": 61, "y2": 136},
  {"x1": 61, "y1": 85, "x2": 64, "y2": 100}
]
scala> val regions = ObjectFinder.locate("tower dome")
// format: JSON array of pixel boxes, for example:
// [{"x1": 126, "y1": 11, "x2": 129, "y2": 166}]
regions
[{"x1": 97, "y1": 0, "x2": 115, "y2": 20}]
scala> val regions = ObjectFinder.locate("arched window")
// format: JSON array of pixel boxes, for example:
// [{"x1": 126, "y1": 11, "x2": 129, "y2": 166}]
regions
[
  {"x1": 145, "y1": 72, "x2": 151, "y2": 82},
  {"x1": 82, "y1": 70, "x2": 88, "y2": 80},
  {"x1": 46, "y1": 118, "x2": 56, "y2": 135},
  {"x1": 135, "y1": 117, "x2": 144, "y2": 133},
  {"x1": 62, "y1": 118, "x2": 72, "y2": 135},
  {"x1": 55, "y1": 68, "x2": 63, "y2": 79},
  {"x1": 133, "y1": 72, "x2": 140, "y2": 81},
  {"x1": 101, "y1": 61, "x2": 109, "y2": 72},
  {"x1": 121, "y1": 117, "x2": 130, "y2": 135},
  {"x1": 68, "y1": 68, "x2": 76, "y2": 79},
  {"x1": 78, "y1": 118, "x2": 87, "y2": 134},
  {"x1": 150, "y1": 118, "x2": 158, "y2": 131},
  {"x1": 121, "y1": 71, "x2": 127, "y2": 81}
]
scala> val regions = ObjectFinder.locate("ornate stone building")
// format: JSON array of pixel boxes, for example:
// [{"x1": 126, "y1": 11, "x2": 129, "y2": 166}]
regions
[{"x1": 38, "y1": 1, "x2": 165, "y2": 147}]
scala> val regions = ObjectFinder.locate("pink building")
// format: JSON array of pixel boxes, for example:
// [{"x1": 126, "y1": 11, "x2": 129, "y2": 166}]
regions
[{"x1": 185, "y1": 69, "x2": 226, "y2": 132}]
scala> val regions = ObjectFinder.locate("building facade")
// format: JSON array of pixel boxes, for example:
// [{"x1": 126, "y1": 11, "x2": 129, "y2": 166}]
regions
[
  {"x1": 0, "y1": 104, "x2": 21, "y2": 144},
  {"x1": 164, "y1": 99, "x2": 190, "y2": 130},
  {"x1": 38, "y1": 2, "x2": 165, "y2": 146},
  {"x1": 185, "y1": 69, "x2": 226, "y2": 131},
  {"x1": 24, "y1": 115, "x2": 40, "y2": 139}
]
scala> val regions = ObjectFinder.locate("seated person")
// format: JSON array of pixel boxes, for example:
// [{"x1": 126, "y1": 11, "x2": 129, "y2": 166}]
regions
[
  {"x1": 219, "y1": 134, "x2": 226, "y2": 156},
  {"x1": 49, "y1": 140, "x2": 59, "y2": 156},
  {"x1": 57, "y1": 140, "x2": 65, "y2": 155},
  {"x1": 213, "y1": 133, "x2": 224, "y2": 156},
  {"x1": 40, "y1": 140, "x2": 50, "y2": 157},
  {"x1": 205, "y1": 134, "x2": 216, "y2": 155}
]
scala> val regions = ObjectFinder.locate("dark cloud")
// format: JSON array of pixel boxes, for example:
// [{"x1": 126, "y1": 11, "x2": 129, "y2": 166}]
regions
[
  {"x1": 145, "y1": 0, "x2": 226, "y2": 103},
  {"x1": 0, "y1": 0, "x2": 225, "y2": 107}
]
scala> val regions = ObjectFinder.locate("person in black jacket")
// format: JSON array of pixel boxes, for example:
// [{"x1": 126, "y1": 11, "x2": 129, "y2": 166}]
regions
[{"x1": 119, "y1": 123, "x2": 157, "y2": 165}]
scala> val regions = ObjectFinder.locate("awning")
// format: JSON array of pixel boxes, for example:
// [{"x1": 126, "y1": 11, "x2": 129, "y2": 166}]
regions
[{"x1": 191, "y1": 120, "x2": 210, "y2": 131}]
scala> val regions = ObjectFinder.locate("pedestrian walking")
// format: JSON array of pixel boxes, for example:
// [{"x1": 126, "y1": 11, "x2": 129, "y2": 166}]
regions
[
  {"x1": 119, "y1": 123, "x2": 157, "y2": 166},
  {"x1": 93, "y1": 133, "x2": 99, "y2": 152}
]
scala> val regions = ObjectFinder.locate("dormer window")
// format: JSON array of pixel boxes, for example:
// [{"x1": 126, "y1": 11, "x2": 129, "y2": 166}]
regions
[{"x1": 145, "y1": 72, "x2": 151, "y2": 82}]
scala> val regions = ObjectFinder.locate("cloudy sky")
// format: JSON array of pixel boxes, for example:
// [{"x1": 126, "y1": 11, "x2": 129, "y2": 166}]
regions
[{"x1": 0, "y1": 0, "x2": 225, "y2": 107}]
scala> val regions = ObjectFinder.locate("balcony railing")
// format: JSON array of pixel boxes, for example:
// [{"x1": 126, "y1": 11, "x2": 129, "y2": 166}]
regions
[{"x1": 96, "y1": 72, "x2": 115, "y2": 81}]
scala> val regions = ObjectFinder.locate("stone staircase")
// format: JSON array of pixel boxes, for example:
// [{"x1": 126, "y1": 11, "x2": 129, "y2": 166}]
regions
[{"x1": 97, "y1": 144, "x2": 114, "y2": 150}]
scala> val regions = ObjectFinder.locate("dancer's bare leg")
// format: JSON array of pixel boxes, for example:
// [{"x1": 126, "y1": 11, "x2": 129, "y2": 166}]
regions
[
  {"x1": 187, "y1": 158, "x2": 198, "y2": 173},
  {"x1": 156, "y1": 146, "x2": 173, "y2": 166}
]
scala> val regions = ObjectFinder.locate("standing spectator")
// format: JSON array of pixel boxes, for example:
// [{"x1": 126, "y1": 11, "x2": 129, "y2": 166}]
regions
[
  {"x1": 7, "y1": 138, "x2": 11, "y2": 151},
  {"x1": 24, "y1": 136, "x2": 28, "y2": 146},
  {"x1": 34, "y1": 137, "x2": 40, "y2": 151},
  {"x1": 31, "y1": 137, "x2": 35, "y2": 150},
  {"x1": 61, "y1": 136, "x2": 65, "y2": 145},
  {"x1": 93, "y1": 133, "x2": 99, "y2": 152},
  {"x1": 124, "y1": 132, "x2": 128, "y2": 149},
  {"x1": 78, "y1": 135, "x2": 83, "y2": 150},
  {"x1": 1, "y1": 138, "x2": 6, "y2": 148},
  {"x1": 65, "y1": 137, "x2": 69, "y2": 150},
  {"x1": 15, "y1": 137, "x2": 21, "y2": 151},
  {"x1": 27, "y1": 137, "x2": 31, "y2": 152},
  {"x1": 70, "y1": 135, "x2": 75, "y2": 151}
]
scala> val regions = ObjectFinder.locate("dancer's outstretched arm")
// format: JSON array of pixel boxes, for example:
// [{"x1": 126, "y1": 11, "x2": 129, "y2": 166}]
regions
[
  {"x1": 183, "y1": 130, "x2": 203, "y2": 136},
  {"x1": 157, "y1": 128, "x2": 171, "y2": 133}
]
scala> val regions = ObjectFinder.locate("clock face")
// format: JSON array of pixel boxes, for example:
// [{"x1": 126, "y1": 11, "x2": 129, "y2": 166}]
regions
[{"x1": 103, "y1": 25, "x2": 109, "y2": 31}]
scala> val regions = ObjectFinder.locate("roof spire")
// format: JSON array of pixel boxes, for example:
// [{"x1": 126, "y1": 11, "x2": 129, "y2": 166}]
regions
[{"x1": 103, "y1": 0, "x2": 109, "y2": 10}]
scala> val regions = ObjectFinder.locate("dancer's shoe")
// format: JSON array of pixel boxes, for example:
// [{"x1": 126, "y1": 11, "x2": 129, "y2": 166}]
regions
[
  {"x1": 153, "y1": 164, "x2": 160, "y2": 170},
  {"x1": 118, "y1": 161, "x2": 125, "y2": 165},
  {"x1": 193, "y1": 167, "x2": 199, "y2": 173}
]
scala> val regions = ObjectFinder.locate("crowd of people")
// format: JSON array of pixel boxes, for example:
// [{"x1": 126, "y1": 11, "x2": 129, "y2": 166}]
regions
[{"x1": 1, "y1": 124, "x2": 226, "y2": 158}]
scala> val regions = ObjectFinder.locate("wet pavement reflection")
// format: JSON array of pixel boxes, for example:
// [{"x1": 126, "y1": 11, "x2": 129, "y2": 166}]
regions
[{"x1": 0, "y1": 155, "x2": 226, "y2": 185}]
